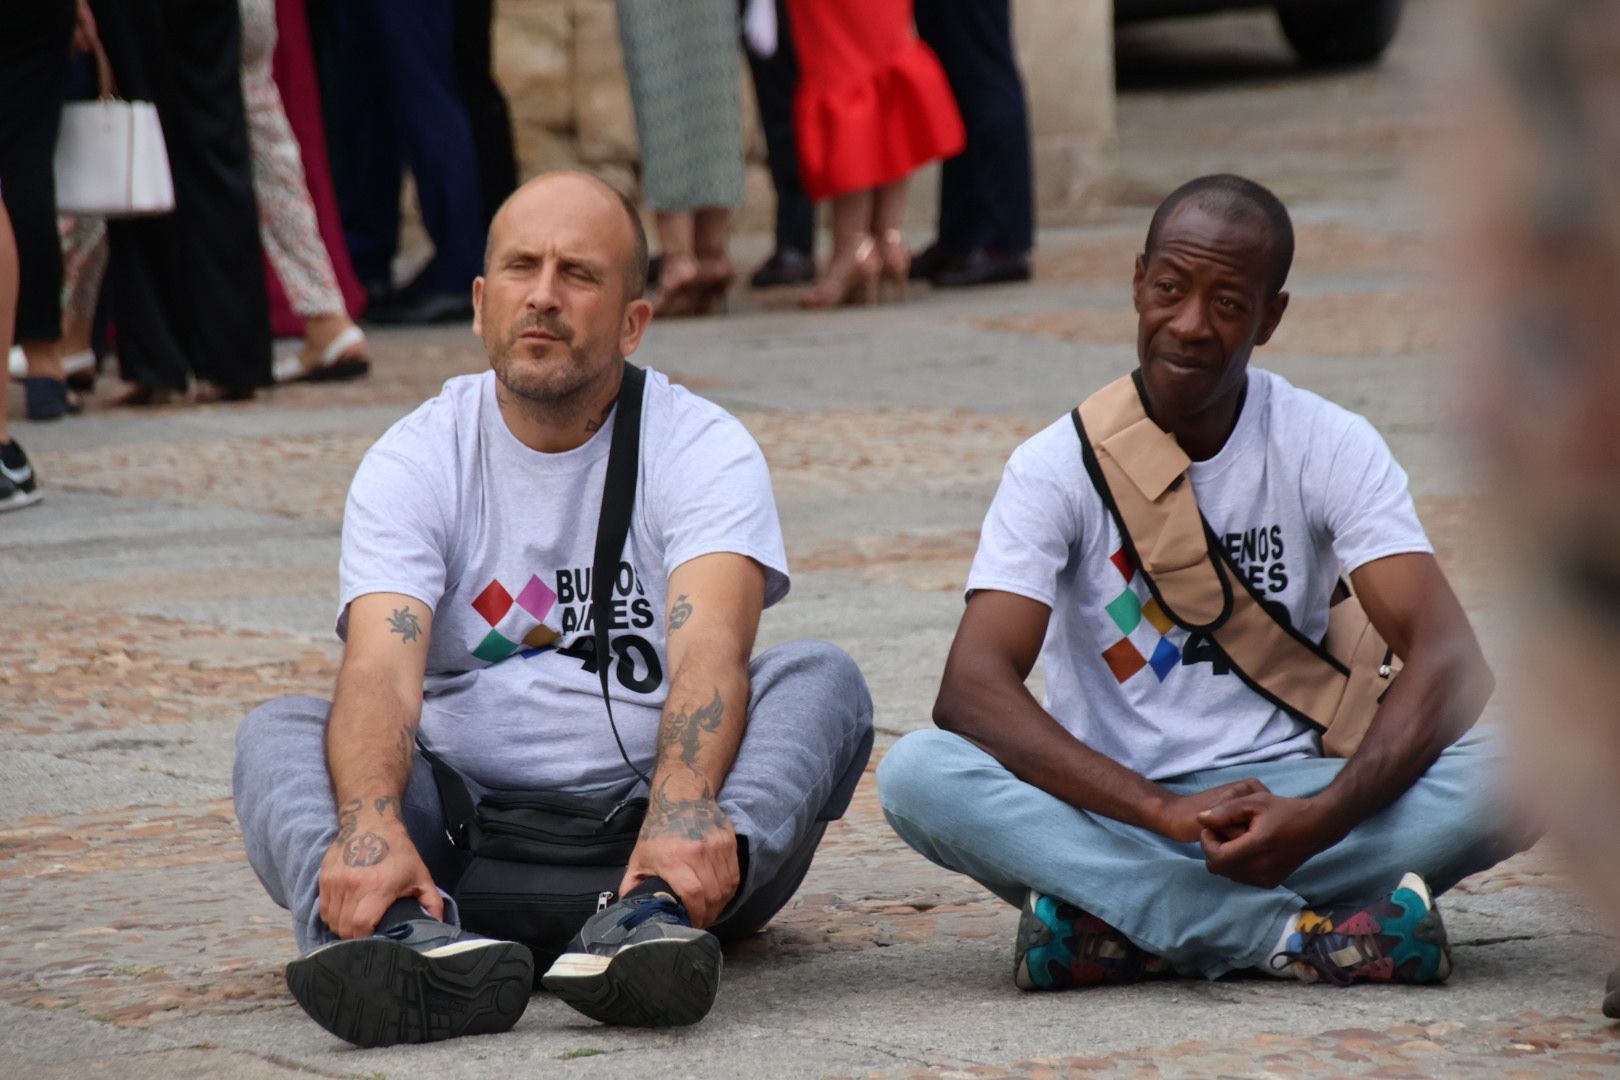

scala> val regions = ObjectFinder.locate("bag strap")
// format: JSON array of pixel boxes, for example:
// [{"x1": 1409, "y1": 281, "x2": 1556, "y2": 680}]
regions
[
  {"x1": 416, "y1": 738, "x2": 478, "y2": 847},
  {"x1": 1073, "y1": 371, "x2": 1353, "y2": 731},
  {"x1": 593, "y1": 362, "x2": 650, "y2": 786}
]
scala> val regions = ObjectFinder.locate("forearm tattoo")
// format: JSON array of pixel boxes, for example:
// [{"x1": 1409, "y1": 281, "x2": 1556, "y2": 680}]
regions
[
  {"x1": 387, "y1": 605, "x2": 422, "y2": 643},
  {"x1": 657, "y1": 690, "x2": 724, "y2": 765},
  {"x1": 668, "y1": 594, "x2": 694, "y2": 631},
  {"x1": 396, "y1": 722, "x2": 417, "y2": 770}
]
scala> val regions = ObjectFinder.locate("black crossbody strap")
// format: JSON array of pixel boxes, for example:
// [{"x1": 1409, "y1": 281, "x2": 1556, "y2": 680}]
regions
[
  {"x1": 593, "y1": 362, "x2": 650, "y2": 786},
  {"x1": 416, "y1": 738, "x2": 478, "y2": 846}
]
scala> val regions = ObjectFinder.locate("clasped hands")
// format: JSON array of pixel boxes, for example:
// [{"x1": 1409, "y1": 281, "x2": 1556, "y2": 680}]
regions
[{"x1": 1155, "y1": 779, "x2": 1337, "y2": 889}]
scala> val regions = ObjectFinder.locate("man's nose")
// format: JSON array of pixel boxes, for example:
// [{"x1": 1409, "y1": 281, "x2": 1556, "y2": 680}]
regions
[
  {"x1": 1166, "y1": 294, "x2": 1212, "y2": 342},
  {"x1": 524, "y1": 264, "x2": 563, "y2": 311}
]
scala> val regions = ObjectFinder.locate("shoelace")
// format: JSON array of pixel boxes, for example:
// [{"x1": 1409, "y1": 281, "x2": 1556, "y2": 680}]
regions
[
  {"x1": 1272, "y1": 927, "x2": 1379, "y2": 987},
  {"x1": 617, "y1": 894, "x2": 691, "y2": 931}
]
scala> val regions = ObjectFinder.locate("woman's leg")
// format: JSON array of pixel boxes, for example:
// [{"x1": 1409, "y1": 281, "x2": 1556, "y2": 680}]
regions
[
  {"x1": 802, "y1": 189, "x2": 877, "y2": 308},
  {"x1": 652, "y1": 210, "x2": 701, "y2": 315},
  {"x1": 692, "y1": 206, "x2": 734, "y2": 312},
  {"x1": 871, "y1": 178, "x2": 911, "y2": 298}
]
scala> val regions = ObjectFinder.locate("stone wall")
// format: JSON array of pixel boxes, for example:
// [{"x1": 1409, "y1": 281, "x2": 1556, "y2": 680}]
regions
[{"x1": 491, "y1": 0, "x2": 1114, "y2": 232}]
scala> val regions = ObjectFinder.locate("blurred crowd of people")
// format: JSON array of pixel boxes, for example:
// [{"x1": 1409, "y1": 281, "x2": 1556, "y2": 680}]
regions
[{"x1": 0, "y1": 0, "x2": 1037, "y2": 512}]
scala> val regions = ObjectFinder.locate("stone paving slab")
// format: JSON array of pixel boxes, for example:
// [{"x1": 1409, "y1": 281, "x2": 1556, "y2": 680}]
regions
[{"x1": 4, "y1": 5, "x2": 1617, "y2": 1077}]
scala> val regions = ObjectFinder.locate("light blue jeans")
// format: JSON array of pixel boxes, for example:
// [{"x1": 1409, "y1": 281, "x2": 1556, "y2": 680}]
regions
[{"x1": 877, "y1": 727, "x2": 1518, "y2": 978}]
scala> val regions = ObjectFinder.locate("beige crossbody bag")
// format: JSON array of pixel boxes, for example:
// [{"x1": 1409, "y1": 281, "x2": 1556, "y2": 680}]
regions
[{"x1": 1074, "y1": 372, "x2": 1400, "y2": 757}]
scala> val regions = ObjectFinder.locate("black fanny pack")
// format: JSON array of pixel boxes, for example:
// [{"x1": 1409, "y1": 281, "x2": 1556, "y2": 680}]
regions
[
  {"x1": 424, "y1": 363, "x2": 655, "y2": 967},
  {"x1": 421, "y1": 742, "x2": 646, "y2": 967}
]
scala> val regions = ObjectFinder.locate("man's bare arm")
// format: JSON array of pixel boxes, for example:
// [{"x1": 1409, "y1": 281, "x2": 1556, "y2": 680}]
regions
[
  {"x1": 934, "y1": 590, "x2": 1267, "y2": 841},
  {"x1": 319, "y1": 592, "x2": 443, "y2": 938},
  {"x1": 621, "y1": 554, "x2": 764, "y2": 927},
  {"x1": 1199, "y1": 553, "x2": 1493, "y2": 886}
]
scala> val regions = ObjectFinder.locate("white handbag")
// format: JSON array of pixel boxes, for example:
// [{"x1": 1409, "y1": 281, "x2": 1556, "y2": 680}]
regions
[{"x1": 53, "y1": 39, "x2": 175, "y2": 218}]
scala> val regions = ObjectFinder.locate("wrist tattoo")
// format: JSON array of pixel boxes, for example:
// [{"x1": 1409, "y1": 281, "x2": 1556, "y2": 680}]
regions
[
  {"x1": 643, "y1": 772, "x2": 729, "y2": 842},
  {"x1": 336, "y1": 798, "x2": 362, "y2": 843},
  {"x1": 668, "y1": 594, "x2": 694, "y2": 631},
  {"x1": 373, "y1": 795, "x2": 402, "y2": 819},
  {"x1": 342, "y1": 832, "x2": 389, "y2": 867},
  {"x1": 387, "y1": 605, "x2": 422, "y2": 643},
  {"x1": 396, "y1": 722, "x2": 417, "y2": 769}
]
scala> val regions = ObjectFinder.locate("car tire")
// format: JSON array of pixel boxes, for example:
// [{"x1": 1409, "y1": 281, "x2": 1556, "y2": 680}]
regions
[{"x1": 1276, "y1": 0, "x2": 1403, "y2": 67}]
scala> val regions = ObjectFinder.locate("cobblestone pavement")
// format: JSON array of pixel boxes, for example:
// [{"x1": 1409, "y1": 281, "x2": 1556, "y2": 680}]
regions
[{"x1": 3, "y1": 5, "x2": 1616, "y2": 1077}]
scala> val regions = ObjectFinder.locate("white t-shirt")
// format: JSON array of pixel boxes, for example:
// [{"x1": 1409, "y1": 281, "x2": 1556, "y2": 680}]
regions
[
  {"x1": 338, "y1": 369, "x2": 790, "y2": 791},
  {"x1": 965, "y1": 367, "x2": 1432, "y2": 781}
]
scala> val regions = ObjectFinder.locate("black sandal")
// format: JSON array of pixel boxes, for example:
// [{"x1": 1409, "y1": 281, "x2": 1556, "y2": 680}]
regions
[{"x1": 24, "y1": 377, "x2": 84, "y2": 421}]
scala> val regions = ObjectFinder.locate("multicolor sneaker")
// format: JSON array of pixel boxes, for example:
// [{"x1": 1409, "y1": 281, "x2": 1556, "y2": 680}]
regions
[
  {"x1": 1014, "y1": 890, "x2": 1170, "y2": 990},
  {"x1": 542, "y1": 890, "x2": 722, "y2": 1026},
  {"x1": 1275, "y1": 872, "x2": 1452, "y2": 986},
  {"x1": 285, "y1": 916, "x2": 533, "y2": 1047}
]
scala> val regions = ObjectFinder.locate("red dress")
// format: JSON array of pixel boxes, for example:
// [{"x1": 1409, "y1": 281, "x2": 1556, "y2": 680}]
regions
[{"x1": 787, "y1": 0, "x2": 966, "y2": 201}]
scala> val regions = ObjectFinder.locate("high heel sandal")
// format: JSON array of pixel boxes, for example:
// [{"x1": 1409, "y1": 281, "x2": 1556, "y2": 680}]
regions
[
  {"x1": 651, "y1": 257, "x2": 704, "y2": 318},
  {"x1": 877, "y1": 229, "x2": 910, "y2": 303},
  {"x1": 800, "y1": 236, "x2": 880, "y2": 309},
  {"x1": 694, "y1": 262, "x2": 735, "y2": 316}
]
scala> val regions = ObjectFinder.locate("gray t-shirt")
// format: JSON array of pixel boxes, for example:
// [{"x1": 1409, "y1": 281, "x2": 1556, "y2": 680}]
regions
[
  {"x1": 338, "y1": 369, "x2": 790, "y2": 791},
  {"x1": 966, "y1": 367, "x2": 1432, "y2": 780}
]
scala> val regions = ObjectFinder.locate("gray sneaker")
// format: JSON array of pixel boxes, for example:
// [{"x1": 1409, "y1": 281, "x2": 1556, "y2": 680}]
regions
[
  {"x1": 285, "y1": 916, "x2": 533, "y2": 1048},
  {"x1": 541, "y1": 891, "x2": 722, "y2": 1026}
]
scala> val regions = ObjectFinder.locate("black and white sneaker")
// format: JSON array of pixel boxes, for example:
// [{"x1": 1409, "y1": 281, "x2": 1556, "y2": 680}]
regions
[
  {"x1": 0, "y1": 439, "x2": 40, "y2": 513},
  {"x1": 285, "y1": 916, "x2": 533, "y2": 1048},
  {"x1": 541, "y1": 891, "x2": 722, "y2": 1027}
]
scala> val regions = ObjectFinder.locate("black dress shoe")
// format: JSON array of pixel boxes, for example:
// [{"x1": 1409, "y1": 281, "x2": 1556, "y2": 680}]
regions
[
  {"x1": 909, "y1": 242, "x2": 966, "y2": 282},
  {"x1": 933, "y1": 248, "x2": 1033, "y2": 288},
  {"x1": 748, "y1": 248, "x2": 815, "y2": 288},
  {"x1": 364, "y1": 289, "x2": 475, "y2": 326}
]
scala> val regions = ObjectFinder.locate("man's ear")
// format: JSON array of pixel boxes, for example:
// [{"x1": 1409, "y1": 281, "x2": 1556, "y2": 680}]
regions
[
  {"x1": 1255, "y1": 290, "x2": 1289, "y2": 347},
  {"x1": 1132, "y1": 254, "x2": 1147, "y2": 313},
  {"x1": 618, "y1": 297, "x2": 654, "y2": 358},
  {"x1": 471, "y1": 276, "x2": 485, "y2": 337}
]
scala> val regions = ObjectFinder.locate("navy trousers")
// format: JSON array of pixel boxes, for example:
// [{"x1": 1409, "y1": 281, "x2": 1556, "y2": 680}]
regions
[
  {"x1": 742, "y1": 0, "x2": 814, "y2": 256},
  {"x1": 914, "y1": 0, "x2": 1035, "y2": 254},
  {"x1": 332, "y1": 0, "x2": 484, "y2": 294}
]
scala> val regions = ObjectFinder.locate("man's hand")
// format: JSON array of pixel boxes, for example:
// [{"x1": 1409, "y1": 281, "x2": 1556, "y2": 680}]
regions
[
  {"x1": 1151, "y1": 778, "x2": 1271, "y2": 843},
  {"x1": 317, "y1": 797, "x2": 443, "y2": 939},
  {"x1": 1197, "y1": 792, "x2": 1338, "y2": 888},
  {"x1": 621, "y1": 768, "x2": 739, "y2": 929}
]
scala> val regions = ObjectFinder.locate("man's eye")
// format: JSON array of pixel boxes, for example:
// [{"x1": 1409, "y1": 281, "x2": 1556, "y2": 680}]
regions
[{"x1": 1156, "y1": 281, "x2": 1177, "y2": 294}]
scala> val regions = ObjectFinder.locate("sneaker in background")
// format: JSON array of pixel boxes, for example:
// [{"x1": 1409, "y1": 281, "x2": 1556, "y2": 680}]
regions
[
  {"x1": 1275, "y1": 872, "x2": 1452, "y2": 986},
  {"x1": 542, "y1": 890, "x2": 722, "y2": 1026},
  {"x1": 0, "y1": 439, "x2": 40, "y2": 513},
  {"x1": 1014, "y1": 890, "x2": 1170, "y2": 990},
  {"x1": 285, "y1": 914, "x2": 533, "y2": 1048}
]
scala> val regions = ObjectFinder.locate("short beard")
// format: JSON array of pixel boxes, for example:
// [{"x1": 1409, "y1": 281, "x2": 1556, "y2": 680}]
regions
[{"x1": 492, "y1": 345, "x2": 621, "y2": 427}]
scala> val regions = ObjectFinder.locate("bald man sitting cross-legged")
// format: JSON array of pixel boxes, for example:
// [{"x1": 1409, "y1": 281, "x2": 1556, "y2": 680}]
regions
[{"x1": 233, "y1": 171, "x2": 873, "y2": 1047}]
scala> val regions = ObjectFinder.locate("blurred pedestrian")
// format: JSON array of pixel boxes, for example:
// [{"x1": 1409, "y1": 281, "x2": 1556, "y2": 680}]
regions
[
  {"x1": 740, "y1": 0, "x2": 816, "y2": 288},
  {"x1": 912, "y1": 0, "x2": 1035, "y2": 288},
  {"x1": 616, "y1": 0, "x2": 744, "y2": 317},
  {"x1": 453, "y1": 0, "x2": 518, "y2": 230},
  {"x1": 0, "y1": 199, "x2": 43, "y2": 512},
  {"x1": 1456, "y1": 0, "x2": 1620, "y2": 1019},
  {"x1": 262, "y1": 0, "x2": 367, "y2": 339},
  {"x1": 788, "y1": 0, "x2": 964, "y2": 308},
  {"x1": 0, "y1": 0, "x2": 79, "y2": 421},
  {"x1": 90, "y1": 0, "x2": 272, "y2": 403},
  {"x1": 239, "y1": 0, "x2": 368, "y2": 382},
  {"x1": 330, "y1": 0, "x2": 484, "y2": 326}
]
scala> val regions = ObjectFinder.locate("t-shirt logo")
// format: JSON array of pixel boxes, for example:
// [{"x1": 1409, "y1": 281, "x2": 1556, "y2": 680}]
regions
[
  {"x1": 471, "y1": 574, "x2": 561, "y2": 662},
  {"x1": 1099, "y1": 547, "x2": 1183, "y2": 683}
]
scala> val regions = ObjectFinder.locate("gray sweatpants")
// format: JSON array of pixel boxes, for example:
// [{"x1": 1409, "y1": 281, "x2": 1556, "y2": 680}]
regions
[{"x1": 233, "y1": 640, "x2": 874, "y2": 953}]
